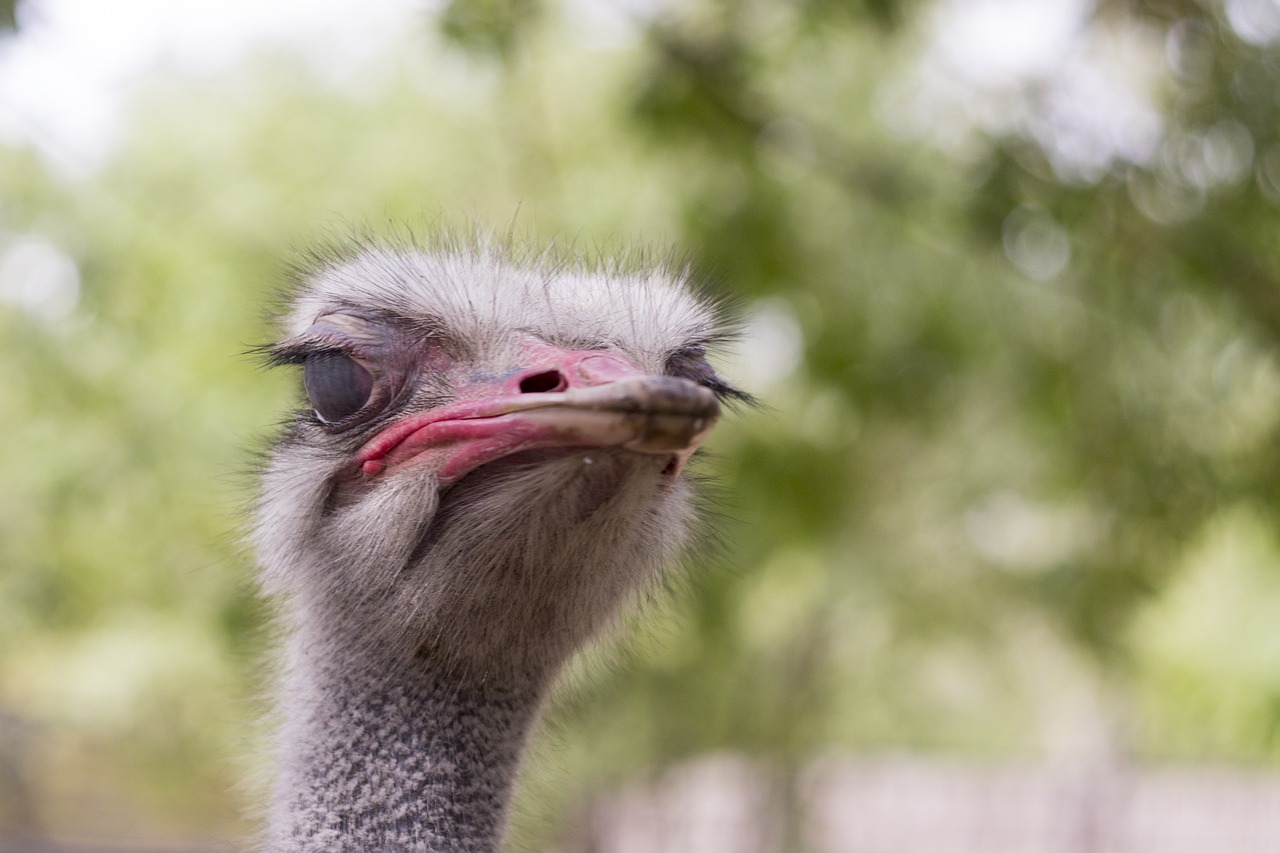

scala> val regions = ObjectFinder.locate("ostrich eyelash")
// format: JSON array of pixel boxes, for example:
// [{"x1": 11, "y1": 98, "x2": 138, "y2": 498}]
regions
[
  {"x1": 705, "y1": 376, "x2": 757, "y2": 407},
  {"x1": 259, "y1": 343, "x2": 351, "y2": 368}
]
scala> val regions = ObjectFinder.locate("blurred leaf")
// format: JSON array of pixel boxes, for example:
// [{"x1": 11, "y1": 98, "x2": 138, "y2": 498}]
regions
[{"x1": 439, "y1": 0, "x2": 541, "y2": 60}]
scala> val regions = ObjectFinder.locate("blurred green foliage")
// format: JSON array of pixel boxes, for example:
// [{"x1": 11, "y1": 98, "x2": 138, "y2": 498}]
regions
[{"x1": 5, "y1": 0, "x2": 1280, "y2": 847}]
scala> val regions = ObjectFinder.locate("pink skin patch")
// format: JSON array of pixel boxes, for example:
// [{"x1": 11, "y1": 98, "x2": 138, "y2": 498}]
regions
[{"x1": 356, "y1": 342, "x2": 718, "y2": 487}]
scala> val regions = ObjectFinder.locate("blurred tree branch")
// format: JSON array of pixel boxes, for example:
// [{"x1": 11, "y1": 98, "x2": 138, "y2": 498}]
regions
[{"x1": 0, "y1": 0, "x2": 18, "y2": 32}]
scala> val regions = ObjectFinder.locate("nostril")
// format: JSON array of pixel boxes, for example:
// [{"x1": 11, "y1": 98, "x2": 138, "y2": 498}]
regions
[{"x1": 519, "y1": 369, "x2": 567, "y2": 394}]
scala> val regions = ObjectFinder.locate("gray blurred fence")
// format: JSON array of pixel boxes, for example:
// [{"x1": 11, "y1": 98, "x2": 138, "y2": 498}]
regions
[
  {"x1": 7, "y1": 755, "x2": 1280, "y2": 853},
  {"x1": 0, "y1": 841, "x2": 234, "y2": 853},
  {"x1": 556, "y1": 755, "x2": 1280, "y2": 853}
]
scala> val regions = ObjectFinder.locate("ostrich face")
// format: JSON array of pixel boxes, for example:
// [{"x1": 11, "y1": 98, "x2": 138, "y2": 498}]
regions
[{"x1": 254, "y1": 244, "x2": 741, "y2": 680}]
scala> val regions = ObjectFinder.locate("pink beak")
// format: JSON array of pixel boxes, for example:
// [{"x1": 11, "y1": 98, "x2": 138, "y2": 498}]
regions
[{"x1": 356, "y1": 342, "x2": 720, "y2": 486}]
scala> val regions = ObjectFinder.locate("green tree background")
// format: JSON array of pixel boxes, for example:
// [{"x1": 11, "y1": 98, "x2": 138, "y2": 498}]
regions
[{"x1": 4, "y1": 0, "x2": 1280, "y2": 846}]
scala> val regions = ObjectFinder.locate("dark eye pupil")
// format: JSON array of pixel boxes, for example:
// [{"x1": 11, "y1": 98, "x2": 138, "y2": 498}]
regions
[{"x1": 304, "y1": 352, "x2": 374, "y2": 423}]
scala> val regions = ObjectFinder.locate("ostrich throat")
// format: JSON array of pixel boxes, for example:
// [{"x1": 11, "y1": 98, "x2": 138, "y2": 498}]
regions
[{"x1": 270, "y1": 624, "x2": 545, "y2": 853}]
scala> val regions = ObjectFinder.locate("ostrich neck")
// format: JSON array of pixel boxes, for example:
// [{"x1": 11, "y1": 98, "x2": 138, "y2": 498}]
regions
[{"x1": 266, "y1": 623, "x2": 548, "y2": 853}]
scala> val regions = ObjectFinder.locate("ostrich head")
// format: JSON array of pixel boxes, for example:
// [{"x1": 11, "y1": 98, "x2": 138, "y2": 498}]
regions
[{"x1": 252, "y1": 236, "x2": 742, "y2": 688}]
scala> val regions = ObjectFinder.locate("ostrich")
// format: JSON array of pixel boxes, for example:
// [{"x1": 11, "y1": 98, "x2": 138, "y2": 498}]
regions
[{"x1": 251, "y1": 235, "x2": 743, "y2": 852}]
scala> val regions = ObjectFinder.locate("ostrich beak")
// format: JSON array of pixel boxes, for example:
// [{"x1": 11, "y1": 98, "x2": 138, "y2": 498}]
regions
[{"x1": 356, "y1": 351, "x2": 720, "y2": 484}]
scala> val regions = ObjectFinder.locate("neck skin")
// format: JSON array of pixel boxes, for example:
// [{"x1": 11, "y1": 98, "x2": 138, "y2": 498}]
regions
[{"x1": 265, "y1": 622, "x2": 548, "y2": 853}]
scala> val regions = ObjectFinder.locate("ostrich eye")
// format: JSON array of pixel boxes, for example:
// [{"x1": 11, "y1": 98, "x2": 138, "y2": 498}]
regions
[
  {"x1": 304, "y1": 352, "x2": 374, "y2": 423},
  {"x1": 668, "y1": 347, "x2": 752, "y2": 405},
  {"x1": 668, "y1": 349, "x2": 715, "y2": 385}
]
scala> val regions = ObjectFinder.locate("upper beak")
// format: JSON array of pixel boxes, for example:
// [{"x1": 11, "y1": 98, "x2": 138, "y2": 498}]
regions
[{"x1": 482, "y1": 375, "x2": 719, "y2": 453}]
